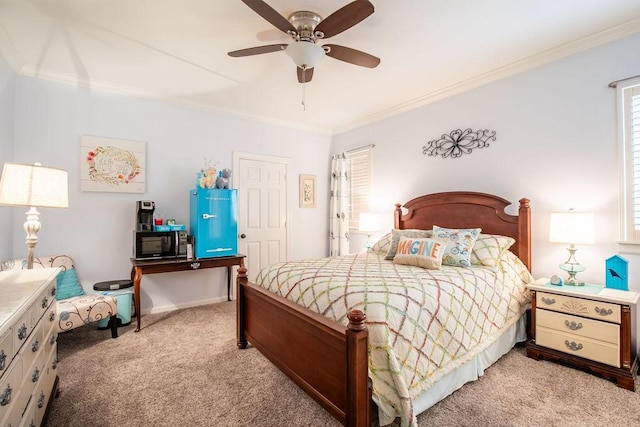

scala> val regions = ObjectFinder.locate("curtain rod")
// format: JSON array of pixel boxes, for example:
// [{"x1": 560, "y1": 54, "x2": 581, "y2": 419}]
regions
[
  {"x1": 346, "y1": 143, "x2": 375, "y2": 154},
  {"x1": 608, "y1": 74, "x2": 640, "y2": 88}
]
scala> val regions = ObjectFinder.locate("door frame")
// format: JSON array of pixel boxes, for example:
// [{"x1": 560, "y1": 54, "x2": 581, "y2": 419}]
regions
[{"x1": 232, "y1": 150, "x2": 291, "y2": 263}]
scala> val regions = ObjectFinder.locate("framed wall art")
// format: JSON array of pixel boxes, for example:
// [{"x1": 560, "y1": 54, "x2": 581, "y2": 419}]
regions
[
  {"x1": 299, "y1": 174, "x2": 316, "y2": 208},
  {"x1": 80, "y1": 135, "x2": 146, "y2": 193}
]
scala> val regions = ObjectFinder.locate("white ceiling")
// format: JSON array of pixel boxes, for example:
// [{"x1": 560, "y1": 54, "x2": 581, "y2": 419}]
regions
[{"x1": 1, "y1": 0, "x2": 639, "y2": 135}]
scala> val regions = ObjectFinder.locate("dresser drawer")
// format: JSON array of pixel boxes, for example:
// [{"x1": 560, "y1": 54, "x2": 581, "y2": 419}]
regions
[
  {"x1": 536, "y1": 291, "x2": 621, "y2": 323},
  {"x1": 536, "y1": 309, "x2": 620, "y2": 345},
  {"x1": 0, "y1": 328, "x2": 12, "y2": 375},
  {"x1": 0, "y1": 355, "x2": 22, "y2": 422},
  {"x1": 12, "y1": 312, "x2": 31, "y2": 356},
  {"x1": 536, "y1": 326, "x2": 620, "y2": 367}
]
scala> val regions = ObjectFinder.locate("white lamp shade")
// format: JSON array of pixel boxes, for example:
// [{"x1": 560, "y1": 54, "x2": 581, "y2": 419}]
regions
[
  {"x1": 549, "y1": 211, "x2": 595, "y2": 245},
  {"x1": 359, "y1": 213, "x2": 381, "y2": 233},
  {"x1": 0, "y1": 162, "x2": 69, "y2": 208},
  {"x1": 286, "y1": 41, "x2": 325, "y2": 69}
]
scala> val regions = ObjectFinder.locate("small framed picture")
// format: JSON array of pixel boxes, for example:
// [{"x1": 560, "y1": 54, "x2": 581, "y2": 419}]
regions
[{"x1": 299, "y1": 174, "x2": 316, "y2": 208}]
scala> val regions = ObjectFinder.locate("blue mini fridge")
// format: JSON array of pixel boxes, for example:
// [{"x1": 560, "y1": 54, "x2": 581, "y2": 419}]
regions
[{"x1": 189, "y1": 188, "x2": 238, "y2": 258}]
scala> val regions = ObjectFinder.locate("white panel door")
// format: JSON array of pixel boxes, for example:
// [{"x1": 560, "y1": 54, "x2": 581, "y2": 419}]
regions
[{"x1": 233, "y1": 152, "x2": 289, "y2": 282}]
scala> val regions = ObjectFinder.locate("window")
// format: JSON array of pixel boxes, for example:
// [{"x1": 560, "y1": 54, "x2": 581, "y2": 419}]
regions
[
  {"x1": 618, "y1": 77, "x2": 640, "y2": 242},
  {"x1": 346, "y1": 146, "x2": 373, "y2": 230}
]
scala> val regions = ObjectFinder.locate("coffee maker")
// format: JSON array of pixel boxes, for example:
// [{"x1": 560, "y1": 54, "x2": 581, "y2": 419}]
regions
[{"x1": 136, "y1": 200, "x2": 155, "y2": 231}]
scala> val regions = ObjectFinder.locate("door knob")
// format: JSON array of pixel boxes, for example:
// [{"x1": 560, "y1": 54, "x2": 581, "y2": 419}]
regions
[{"x1": 240, "y1": 234, "x2": 246, "y2": 239}]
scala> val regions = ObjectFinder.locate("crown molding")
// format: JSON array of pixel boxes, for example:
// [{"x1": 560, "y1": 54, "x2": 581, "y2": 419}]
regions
[
  {"x1": 14, "y1": 64, "x2": 332, "y2": 136},
  {"x1": 332, "y1": 17, "x2": 640, "y2": 135}
]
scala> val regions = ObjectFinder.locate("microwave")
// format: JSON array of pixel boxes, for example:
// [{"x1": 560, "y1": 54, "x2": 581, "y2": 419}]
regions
[{"x1": 133, "y1": 231, "x2": 189, "y2": 260}]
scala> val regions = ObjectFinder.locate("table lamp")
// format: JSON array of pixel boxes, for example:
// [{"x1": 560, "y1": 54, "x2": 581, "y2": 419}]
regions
[
  {"x1": 359, "y1": 213, "x2": 380, "y2": 251},
  {"x1": 548, "y1": 210, "x2": 595, "y2": 286},
  {"x1": 0, "y1": 162, "x2": 69, "y2": 269}
]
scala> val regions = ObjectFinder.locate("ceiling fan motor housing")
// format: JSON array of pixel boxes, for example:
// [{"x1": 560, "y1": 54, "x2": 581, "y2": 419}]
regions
[{"x1": 288, "y1": 11, "x2": 323, "y2": 41}]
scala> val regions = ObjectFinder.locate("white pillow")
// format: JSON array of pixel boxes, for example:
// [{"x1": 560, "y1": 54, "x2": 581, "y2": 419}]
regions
[{"x1": 470, "y1": 234, "x2": 516, "y2": 268}]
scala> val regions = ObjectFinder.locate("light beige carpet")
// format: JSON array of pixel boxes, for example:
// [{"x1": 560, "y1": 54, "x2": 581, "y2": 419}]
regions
[{"x1": 46, "y1": 302, "x2": 640, "y2": 427}]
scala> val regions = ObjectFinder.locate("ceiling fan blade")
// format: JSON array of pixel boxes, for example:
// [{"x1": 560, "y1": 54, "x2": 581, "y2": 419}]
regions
[
  {"x1": 324, "y1": 44, "x2": 380, "y2": 68},
  {"x1": 241, "y1": 0, "x2": 296, "y2": 34},
  {"x1": 228, "y1": 44, "x2": 287, "y2": 57},
  {"x1": 315, "y1": 0, "x2": 374, "y2": 39},
  {"x1": 297, "y1": 67, "x2": 314, "y2": 83}
]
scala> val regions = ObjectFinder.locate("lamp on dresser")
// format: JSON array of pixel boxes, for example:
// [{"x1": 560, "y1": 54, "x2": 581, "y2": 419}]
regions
[
  {"x1": 0, "y1": 162, "x2": 69, "y2": 269},
  {"x1": 548, "y1": 209, "x2": 595, "y2": 285}
]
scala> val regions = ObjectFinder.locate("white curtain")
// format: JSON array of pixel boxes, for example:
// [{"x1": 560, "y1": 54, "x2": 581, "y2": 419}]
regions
[{"x1": 329, "y1": 153, "x2": 350, "y2": 256}]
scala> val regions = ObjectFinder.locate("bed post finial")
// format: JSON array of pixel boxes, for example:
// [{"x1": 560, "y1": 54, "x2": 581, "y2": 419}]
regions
[
  {"x1": 347, "y1": 310, "x2": 366, "y2": 331},
  {"x1": 394, "y1": 203, "x2": 402, "y2": 229}
]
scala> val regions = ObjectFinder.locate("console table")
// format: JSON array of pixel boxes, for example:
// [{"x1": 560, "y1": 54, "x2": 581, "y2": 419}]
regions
[{"x1": 130, "y1": 255, "x2": 246, "y2": 332}]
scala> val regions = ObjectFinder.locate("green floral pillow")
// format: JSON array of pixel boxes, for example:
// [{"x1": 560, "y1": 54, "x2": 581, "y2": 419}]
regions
[
  {"x1": 432, "y1": 225, "x2": 481, "y2": 267},
  {"x1": 470, "y1": 234, "x2": 515, "y2": 268},
  {"x1": 384, "y1": 229, "x2": 433, "y2": 260}
]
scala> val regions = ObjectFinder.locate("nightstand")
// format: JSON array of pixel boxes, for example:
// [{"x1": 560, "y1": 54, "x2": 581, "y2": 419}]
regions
[{"x1": 526, "y1": 281, "x2": 639, "y2": 391}]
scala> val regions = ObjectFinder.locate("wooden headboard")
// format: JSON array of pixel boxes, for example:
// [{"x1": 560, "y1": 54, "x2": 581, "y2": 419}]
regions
[{"x1": 394, "y1": 191, "x2": 531, "y2": 270}]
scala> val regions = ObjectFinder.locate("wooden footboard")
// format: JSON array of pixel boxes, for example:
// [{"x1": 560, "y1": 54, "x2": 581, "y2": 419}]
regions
[{"x1": 236, "y1": 267, "x2": 371, "y2": 426}]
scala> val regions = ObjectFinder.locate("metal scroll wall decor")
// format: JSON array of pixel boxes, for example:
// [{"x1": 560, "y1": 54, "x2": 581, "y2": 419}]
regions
[{"x1": 423, "y1": 128, "x2": 497, "y2": 159}]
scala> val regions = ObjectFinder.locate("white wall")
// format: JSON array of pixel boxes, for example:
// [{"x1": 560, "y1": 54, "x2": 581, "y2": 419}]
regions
[
  {"x1": 334, "y1": 32, "x2": 640, "y2": 286},
  {"x1": 5, "y1": 76, "x2": 331, "y2": 314},
  {"x1": 0, "y1": 56, "x2": 15, "y2": 261},
  {"x1": 333, "y1": 33, "x2": 640, "y2": 349}
]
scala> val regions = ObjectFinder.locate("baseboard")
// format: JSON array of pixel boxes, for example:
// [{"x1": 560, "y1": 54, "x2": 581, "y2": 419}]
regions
[{"x1": 142, "y1": 296, "x2": 230, "y2": 315}]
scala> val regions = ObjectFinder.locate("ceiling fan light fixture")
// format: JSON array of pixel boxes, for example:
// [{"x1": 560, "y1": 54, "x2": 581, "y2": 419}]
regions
[{"x1": 286, "y1": 41, "x2": 325, "y2": 69}]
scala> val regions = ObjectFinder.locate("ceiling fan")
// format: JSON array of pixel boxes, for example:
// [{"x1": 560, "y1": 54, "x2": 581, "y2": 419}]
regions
[{"x1": 228, "y1": 0, "x2": 380, "y2": 83}]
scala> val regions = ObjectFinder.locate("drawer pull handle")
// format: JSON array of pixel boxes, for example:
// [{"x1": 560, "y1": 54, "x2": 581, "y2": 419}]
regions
[
  {"x1": 32, "y1": 367, "x2": 40, "y2": 383},
  {"x1": 49, "y1": 311, "x2": 55, "y2": 322},
  {"x1": 0, "y1": 350, "x2": 5, "y2": 370},
  {"x1": 564, "y1": 340, "x2": 583, "y2": 352},
  {"x1": 1, "y1": 383, "x2": 12, "y2": 406},
  {"x1": 50, "y1": 334, "x2": 57, "y2": 345},
  {"x1": 32, "y1": 338, "x2": 40, "y2": 352},
  {"x1": 595, "y1": 307, "x2": 613, "y2": 317},
  {"x1": 41, "y1": 296, "x2": 48, "y2": 308},
  {"x1": 191, "y1": 262, "x2": 201, "y2": 269},
  {"x1": 38, "y1": 391, "x2": 45, "y2": 408},
  {"x1": 17, "y1": 324, "x2": 27, "y2": 341},
  {"x1": 564, "y1": 320, "x2": 583, "y2": 331},
  {"x1": 541, "y1": 297, "x2": 556, "y2": 305},
  {"x1": 52, "y1": 357, "x2": 59, "y2": 370},
  {"x1": 51, "y1": 287, "x2": 56, "y2": 297}
]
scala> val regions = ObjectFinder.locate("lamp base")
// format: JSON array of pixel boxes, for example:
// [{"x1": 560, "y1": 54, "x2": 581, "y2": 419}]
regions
[{"x1": 559, "y1": 262, "x2": 586, "y2": 286}]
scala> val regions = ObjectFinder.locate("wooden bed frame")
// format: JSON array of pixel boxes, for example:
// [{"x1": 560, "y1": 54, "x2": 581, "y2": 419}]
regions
[{"x1": 236, "y1": 191, "x2": 531, "y2": 426}]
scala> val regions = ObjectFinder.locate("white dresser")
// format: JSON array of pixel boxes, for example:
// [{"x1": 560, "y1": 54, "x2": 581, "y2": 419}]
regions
[
  {"x1": 0, "y1": 268, "x2": 60, "y2": 427},
  {"x1": 527, "y1": 281, "x2": 639, "y2": 391}
]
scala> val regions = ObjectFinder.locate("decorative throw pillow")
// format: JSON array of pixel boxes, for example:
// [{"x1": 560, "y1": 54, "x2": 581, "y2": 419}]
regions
[
  {"x1": 371, "y1": 232, "x2": 392, "y2": 254},
  {"x1": 55, "y1": 268, "x2": 86, "y2": 300},
  {"x1": 393, "y1": 237, "x2": 447, "y2": 270},
  {"x1": 432, "y1": 225, "x2": 481, "y2": 267},
  {"x1": 384, "y1": 229, "x2": 433, "y2": 260},
  {"x1": 470, "y1": 234, "x2": 516, "y2": 268}
]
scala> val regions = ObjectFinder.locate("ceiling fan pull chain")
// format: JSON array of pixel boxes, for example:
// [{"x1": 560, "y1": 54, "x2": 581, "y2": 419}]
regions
[{"x1": 301, "y1": 72, "x2": 306, "y2": 111}]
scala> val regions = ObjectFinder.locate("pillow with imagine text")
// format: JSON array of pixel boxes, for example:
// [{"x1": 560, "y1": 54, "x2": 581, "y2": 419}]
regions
[
  {"x1": 432, "y1": 225, "x2": 481, "y2": 267},
  {"x1": 384, "y1": 229, "x2": 433, "y2": 260},
  {"x1": 392, "y1": 236, "x2": 448, "y2": 270}
]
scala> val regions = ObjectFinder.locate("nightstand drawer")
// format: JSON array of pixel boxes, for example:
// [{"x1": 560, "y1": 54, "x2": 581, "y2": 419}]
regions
[
  {"x1": 536, "y1": 291, "x2": 621, "y2": 323},
  {"x1": 536, "y1": 309, "x2": 619, "y2": 345},
  {"x1": 536, "y1": 327, "x2": 620, "y2": 367}
]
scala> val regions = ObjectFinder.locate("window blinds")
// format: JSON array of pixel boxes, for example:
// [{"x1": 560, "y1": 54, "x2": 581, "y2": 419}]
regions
[{"x1": 346, "y1": 146, "x2": 373, "y2": 230}]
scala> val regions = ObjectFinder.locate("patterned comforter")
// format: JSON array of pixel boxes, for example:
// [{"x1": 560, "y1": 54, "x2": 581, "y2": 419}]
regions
[{"x1": 254, "y1": 249, "x2": 532, "y2": 427}]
